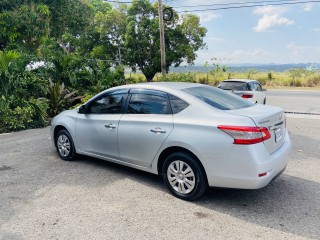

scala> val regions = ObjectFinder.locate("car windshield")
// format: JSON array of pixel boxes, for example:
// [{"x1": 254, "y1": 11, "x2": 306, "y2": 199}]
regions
[
  {"x1": 219, "y1": 81, "x2": 249, "y2": 91},
  {"x1": 183, "y1": 85, "x2": 253, "y2": 110}
]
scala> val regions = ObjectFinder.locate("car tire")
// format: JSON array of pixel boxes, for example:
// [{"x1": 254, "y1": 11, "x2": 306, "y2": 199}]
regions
[
  {"x1": 263, "y1": 98, "x2": 266, "y2": 104},
  {"x1": 55, "y1": 129, "x2": 77, "y2": 161},
  {"x1": 162, "y1": 152, "x2": 208, "y2": 201}
]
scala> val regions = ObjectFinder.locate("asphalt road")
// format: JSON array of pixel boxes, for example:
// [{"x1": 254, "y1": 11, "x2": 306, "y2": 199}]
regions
[
  {"x1": 266, "y1": 90, "x2": 320, "y2": 114},
  {"x1": 0, "y1": 117, "x2": 319, "y2": 239}
]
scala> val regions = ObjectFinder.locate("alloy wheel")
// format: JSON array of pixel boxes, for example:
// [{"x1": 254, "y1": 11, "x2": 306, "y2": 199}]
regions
[{"x1": 167, "y1": 160, "x2": 196, "y2": 194}]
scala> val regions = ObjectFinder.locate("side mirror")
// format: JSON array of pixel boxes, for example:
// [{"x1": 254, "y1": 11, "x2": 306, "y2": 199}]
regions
[
  {"x1": 262, "y1": 88, "x2": 267, "y2": 92},
  {"x1": 77, "y1": 105, "x2": 86, "y2": 114}
]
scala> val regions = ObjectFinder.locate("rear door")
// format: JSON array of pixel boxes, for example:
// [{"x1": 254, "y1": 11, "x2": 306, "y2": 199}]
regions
[
  {"x1": 253, "y1": 82, "x2": 265, "y2": 103},
  {"x1": 117, "y1": 89, "x2": 173, "y2": 167}
]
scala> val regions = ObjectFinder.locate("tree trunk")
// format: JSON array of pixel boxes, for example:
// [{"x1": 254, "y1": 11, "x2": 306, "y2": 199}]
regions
[{"x1": 144, "y1": 72, "x2": 156, "y2": 82}]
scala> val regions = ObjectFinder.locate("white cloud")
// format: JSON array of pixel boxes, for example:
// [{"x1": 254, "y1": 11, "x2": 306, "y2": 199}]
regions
[
  {"x1": 253, "y1": 6, "x2": 294, "y2": 32},
  {"x1": 195, "y1": 12, "x2": 221, "y2": 23},
  {"x1": 254, "y1": 14, "x2": 294, "y2": 32},
  {"x1": 194, "y1": 48, "x2": 277, "y2": 64},
  {"x1": 194, "y1": 44, "x2": 320, "y2": 64},
  {"x1": 313, "y1": 28, "x2": 320, "y2": 32},
  {"x1": 304, "y1": 3, "x2": 313, "y2": 11},
  {"x1": 287, "y1": 43, "x2": 320, "y2": 55},
  {"x1": 285, "y1": 43, "x2": 320, "y2": 63}
]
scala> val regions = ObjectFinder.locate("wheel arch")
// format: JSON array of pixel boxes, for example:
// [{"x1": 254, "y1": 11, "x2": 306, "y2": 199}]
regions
[
  {"x1": 157, "y1": 146, "x2": 208, "y2": 184},
  {"x1": 53, "y1": 125, "x2": 68, "y2": 143}
]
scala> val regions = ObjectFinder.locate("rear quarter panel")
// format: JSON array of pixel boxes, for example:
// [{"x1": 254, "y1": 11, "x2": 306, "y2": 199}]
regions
[{"x1": 151, "y1": 104, "x2": 256, "y2": 175}]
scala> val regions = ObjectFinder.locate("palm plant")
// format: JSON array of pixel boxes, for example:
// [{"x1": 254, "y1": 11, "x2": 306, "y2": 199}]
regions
[{"x1": 47, "y1": 79, "x2": 76, "y2": 117}]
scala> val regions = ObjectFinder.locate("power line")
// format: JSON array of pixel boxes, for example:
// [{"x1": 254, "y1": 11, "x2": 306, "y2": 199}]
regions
[
  {"x1": 104, "y1": 0, "x2": 130, "y2": 3},
  {"x1": 177, "y1": 0, "x2": 320, "y2": 13},
  {"x1": 172, "y1": 0, "x2": 309, "y2": 8}
]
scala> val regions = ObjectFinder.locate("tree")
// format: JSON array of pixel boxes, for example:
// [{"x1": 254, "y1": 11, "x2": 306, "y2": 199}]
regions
[
  {"x1": 124, "y1": 0, "x2": 207, "y2": 81},
  {"x1": 93, "y1": 3, "x2": 127, "y2": 64},
  {"x1": 0, "y1": 2, "x2": 50, "y2": 52}
]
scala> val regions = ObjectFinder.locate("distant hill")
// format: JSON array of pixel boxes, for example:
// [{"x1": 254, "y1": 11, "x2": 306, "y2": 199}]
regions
[{"x1": 168, "y1": 63, "x2": 320, "y2": 73}]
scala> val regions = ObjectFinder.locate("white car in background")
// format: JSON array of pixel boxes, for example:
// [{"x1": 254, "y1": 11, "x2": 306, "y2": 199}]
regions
[{"x1": 218, "y1": 79, "x2": 267, "y2": 104}]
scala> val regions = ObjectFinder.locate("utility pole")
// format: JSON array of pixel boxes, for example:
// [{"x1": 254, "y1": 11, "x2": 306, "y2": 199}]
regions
[
  {"x1": 118, "y1": 47, "x2": 122, "y2": 65},
  {"x1": 158, "y1": 0, "x2": 166, "y2": 77}
]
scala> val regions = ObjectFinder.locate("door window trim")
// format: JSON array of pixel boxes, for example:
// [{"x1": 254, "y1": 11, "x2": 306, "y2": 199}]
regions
[
  {"x1": 85, "y1": 92, "x2": 128, "y2": 114},
  {"x1": 123, "y1": 89, "x2": 172, "y2": 115}
]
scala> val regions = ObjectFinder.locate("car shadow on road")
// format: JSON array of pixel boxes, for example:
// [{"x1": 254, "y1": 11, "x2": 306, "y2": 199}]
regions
[
  {"x1": 194, "y1": 174, "x2": 319, "y2": 239},
  {"x1": 75, "y1": 154, "x2": 164, "y2": 190},
  {"x1": 77, "y1": 155, "x2": 319, "y2": 239}
]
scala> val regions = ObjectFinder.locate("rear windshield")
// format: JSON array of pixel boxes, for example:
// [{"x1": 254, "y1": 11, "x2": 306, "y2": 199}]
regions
[
  {"x1": 183, "y1": 85, "x2": 253, "y2": 110},
  {"x1": 218, "y1": 81, "x2": 249, "y2": 91}
]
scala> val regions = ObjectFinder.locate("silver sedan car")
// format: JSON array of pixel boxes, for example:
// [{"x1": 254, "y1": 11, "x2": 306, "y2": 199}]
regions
[{"x1": 51, "y1": 82, "x2": 292, "y2": 200}]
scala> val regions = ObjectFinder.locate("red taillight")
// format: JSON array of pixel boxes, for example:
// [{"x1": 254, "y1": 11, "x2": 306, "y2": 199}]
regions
[
  {"x1": 218, "y1": 125, "x2": 271, "y2": 145},
  {"x1": 242, "y1": 94, "x2": 253, "y2": 99},
  {"x1": 259, "y1": 172, "x2": 268, "y2": 177}
]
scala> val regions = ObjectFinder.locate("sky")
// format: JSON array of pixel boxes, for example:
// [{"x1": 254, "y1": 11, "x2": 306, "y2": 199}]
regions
[
  {"x1": 164, "y1": 0, "x2": 320, "y2": 65},
  {"x1": 110, "y1": 0, "x2": 320, "y2": 65},
  {"x1": 165, "y1": 0, "x2": 320, "y2": 65}
]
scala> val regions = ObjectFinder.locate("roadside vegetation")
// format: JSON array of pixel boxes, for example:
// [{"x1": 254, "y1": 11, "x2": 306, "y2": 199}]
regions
[
  {"x1": 130, "y1": 67, "x2": 320, "y2": 88},
  {"x1": 0, "y1": 0, "x2": 206, "y2": 133},
  {"x1": 0, "y1": 0, "x2": 319, "y2": 134}
]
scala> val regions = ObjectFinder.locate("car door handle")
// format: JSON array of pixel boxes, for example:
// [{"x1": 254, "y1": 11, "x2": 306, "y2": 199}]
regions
[
  {"x1": 105, "y1": 124, "x2": 117, "y2": 129},
  {"x1": 150, "y1": 128, "x2": 166, "y2": 134}
]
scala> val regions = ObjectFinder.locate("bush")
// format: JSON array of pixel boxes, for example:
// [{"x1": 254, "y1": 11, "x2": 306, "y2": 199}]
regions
[
  {"x1": 306, "y1": 75, "x2": 320, "y2": 87},
  {"x1": 256, "y1": 77, "x2": 268, "y2": 86},
  {"x1": 72, "y1": 93, "x2": 94, "y2": 109},
  {"x1": 289, "y1": 79, "x2": 302, "y2": 87},
  {"x1": 158, "y1": 73, "x2": 196, "y2": 83},
  {"x1": 0, "y1": 99, "x2": 48, "y2": 133}
]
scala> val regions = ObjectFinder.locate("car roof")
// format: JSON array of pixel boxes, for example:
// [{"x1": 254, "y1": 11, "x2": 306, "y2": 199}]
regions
[
  {"x1": 221, "y1": 79, "x2": 258, "y2": 83},
  {"x1": 113, "y1": 82, "x2": 203, "y2": 91}
]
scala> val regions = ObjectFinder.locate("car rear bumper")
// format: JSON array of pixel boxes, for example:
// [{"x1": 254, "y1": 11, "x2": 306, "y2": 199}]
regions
[{"x1": 204, "y1": 129, "x2": 292, "y2": 189}]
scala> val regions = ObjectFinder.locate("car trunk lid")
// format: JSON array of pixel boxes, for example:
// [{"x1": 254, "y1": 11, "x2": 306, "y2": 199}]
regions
[{"x1": 227, "y1": 105, "x2": 286, "y2": 154}]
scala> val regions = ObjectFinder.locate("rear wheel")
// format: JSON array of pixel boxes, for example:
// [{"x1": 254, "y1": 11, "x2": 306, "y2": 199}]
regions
[
  {"x1": 162, "y1": 152, "x2": 208, "y2": 201},
  {"x1": 55, "y1": 129, "x2": 76, "y2": 161}
]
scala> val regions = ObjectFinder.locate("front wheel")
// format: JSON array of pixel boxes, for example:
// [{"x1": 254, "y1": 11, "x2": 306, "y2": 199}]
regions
[
  {"x1": 55, "y1": 129, "x2": 77, "y2": 161},
  {"x1": 263, "y1": 98, "x2": 266, "y2": 104},
  {"x1": 162, "y1": 152, "x2": 208, "y2": 201}
]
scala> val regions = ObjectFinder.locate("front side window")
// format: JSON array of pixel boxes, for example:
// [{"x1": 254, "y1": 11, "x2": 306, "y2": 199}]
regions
[
  {"x1": 127, "y1": 93, "x2": 170, "y2": 114},
  {"x1": 183, "y1": 85, "x2": 253, "y2": 110},
  {"x1": 255, "y1": 83, "x2": 262, "y2": 91},
  {"x1": 88, "y1": 94, "x2": 126, "y2": 114}
]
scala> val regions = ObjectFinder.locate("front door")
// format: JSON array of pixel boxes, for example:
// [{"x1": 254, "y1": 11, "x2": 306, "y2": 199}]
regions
[{"x1": 75, "y1": 92, "x2": 127, "y2": 159}]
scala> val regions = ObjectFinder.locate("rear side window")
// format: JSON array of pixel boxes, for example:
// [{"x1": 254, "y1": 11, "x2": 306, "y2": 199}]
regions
[
  {"x1": 127, "y1": 93, "x2": 170, "y2": 114},
  {"x1": 219, "y1": 81, "x2": 249, "y2": 91},
  {"x1": 169, "y1": 94, "x2": 189, "y2": 114},
  {"x1": 183, "y1": 86, "x2": 253, "y2": 110}
]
